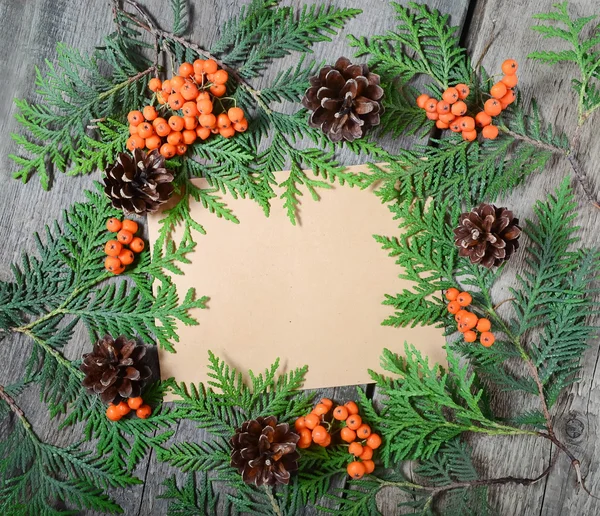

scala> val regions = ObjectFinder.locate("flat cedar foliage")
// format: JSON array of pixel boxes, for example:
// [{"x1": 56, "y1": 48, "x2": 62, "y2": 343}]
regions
[{"x1": 1, "y1": 0, "x2": 599, "y2": 515}]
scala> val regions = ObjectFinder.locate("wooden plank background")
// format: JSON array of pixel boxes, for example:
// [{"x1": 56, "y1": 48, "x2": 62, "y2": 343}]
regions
[{"x1": 1, "y1": 0, "x2": 599, "y2": 514}]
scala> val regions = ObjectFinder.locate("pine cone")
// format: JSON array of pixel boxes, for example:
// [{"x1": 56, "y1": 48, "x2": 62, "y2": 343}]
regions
[
  {"x1": 230, "y1": 416, "x2": 300, "y2": 486},
  {"x1": 302, "y1": 57, "x2": 384, "y2": 142},
  {"x1": 454, "y1": 204, "x2": 521, "y2": 268},
  {"x1": 103, "y1": 149, "x2": 175, "y2": 215},
  {"x1": 80, "y1": 335, "x2": 151, "y2": 404}
]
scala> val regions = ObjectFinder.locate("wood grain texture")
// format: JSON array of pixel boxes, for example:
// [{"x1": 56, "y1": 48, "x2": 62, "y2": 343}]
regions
[{"x1": 0, "y1": 0, "x2": 599, "y2": 515}]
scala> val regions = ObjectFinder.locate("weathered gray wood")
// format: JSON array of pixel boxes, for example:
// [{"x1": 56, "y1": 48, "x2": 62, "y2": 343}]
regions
[{"x1": 2, "y1": 0, "x2": 599, "y2": 515}]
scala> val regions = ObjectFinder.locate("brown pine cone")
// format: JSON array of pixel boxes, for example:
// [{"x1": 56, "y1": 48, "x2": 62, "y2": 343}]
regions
[
  {"x1": 230, "y1": 416, "x2": 300, "y2": 486},
  {"x1": 103, "y1": 149, "x2": 175, "y2": 215},
  {"x1": 302, "y1": 57, "x2": 384, "y2": 142},
  {"x1": 80, "y1": 335, "x2": 151, "y2": 404},
  {"x1": 454, "y1": 204, "x2": 521, "y2": 268}
]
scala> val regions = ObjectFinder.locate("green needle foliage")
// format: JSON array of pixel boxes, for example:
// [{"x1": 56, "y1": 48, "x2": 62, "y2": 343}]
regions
[{"x1": 528, "y1": 1, "x2": 600, "y2": 124}]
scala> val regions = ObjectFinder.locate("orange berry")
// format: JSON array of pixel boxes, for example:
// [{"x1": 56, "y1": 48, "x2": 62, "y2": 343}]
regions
[
  {"x1": 362, "y1": 460, "x2": 375, "y2": 474},
  {"x1": 320, "y1": 398, "x2": 333, "y2": 409},
  {"x1": 217, "y1": 113, "x2": 232, "y2": 129},
  {"x1": 181, "y1": 82, "x2": 199, "y2": 101},
  {"x1": 416, "y1": 93, "x2": 430, "y2": 108},
  {"x1": 105, "y1": 256, "x2": 122, "y2": 272},
  {"x1": 356, "y1": 424, "x2": 371, "y2": 439},
  {"x1": 455, "y1": 84, "x2": 470, "y2": 99},
  {"x1": 499, "y1": 89, "x2": 516, "y2": 107},
  {"x1": 366, "y1": 433, "x2": 382, "y2": 450},
  {"x1": 167, "y1": 131, "x2": 184, "y2": 145},
  {"x1": 304, "y1": 413, "x2": 320, "y2": 430},
  {"x1": 476, "y1": 318, "x2": 492, "y2": 332},
  {"x1": 193, "y1": 59, "x2": 206, "y2": 75},
  {"x1": 482, "y1": 125, "x2": 499, "y2": 140},
  {"x1": 445, "y1": 288, "x2": 459, "y2": 301},
  {"x1": 501, "y1": 74, "x2": 518, "y2": 88},
  {"x1": 462, "y1": 130, "x2": 477, "y2": 143},
  {"x1": 184, "y1": 116, "x2": 198, "y2": 130},
  {"x1": 295, "y1": 417, "x2": 307, "y2": 431},
  {"x1": 333, "y1": 406, "x2": 349, "y2": 421},
  {"x1": 227, "y1": 107, "x2": 244, "y2": 124},
  {"x1": 436, "y1": 100, "x2": 450, "y2": 114},
  {"x1": 484, "y1": 98, "x2": 502, "y2": 116},
  {"x1": 312, "y1": 425, "x2": 328, "y2": 443},
  {"x1": 106, "y1": 218, "x2": 122, "y2": 232},
  {"x1": 199, "y1": 113, "x2": 217, "y2": 128},
  {"x1": 137, "y1": 122, "x2": 154, "y2": 139},
  {"x1": 451, "y1": 100, "x2": 467, "y2": 116},
  {"x1": 145, "y1": 134, "x2": 162, "y2": 150},
  {"x1": 341, "y1": 427, "x2": 357, "y2": 443},
  {"x1": 345, "y1": 401, "x2": 359, "y2": 415},
  {"x1": 178, "y1": 62, "x2": 194, "y2": 78},
  {"x1": 475, "y1": 111, "x2": 492, "y2": 127},
  {"x1": 168, "y1": 115, "x2": 185, "y2": 132},
  {"x1": 197, "y1": 91, "x2": 210, "y2": 101},
  {"x1": 126, "y1": 135, "x2": 145, "y2": 151},
  {"x1": 359, "y1": 446, "x2": 374, "y2": 460},
  {"x1": 233, "y1": 119, "x2": 249, "y2": 133},
  {"x1": 129, "y1": 237, "x2": 145, "y2": 254},
  {"x1": 457, "y1": 292, "x2": 472, "y2": 307},
  {"x1": 116, "y1": 401, "x2": 131, "y2": 416},
  {"x1": 312, "y1": 403, "x2": 330, "y2": 416},
  {"x1": 161, "y1": 143, "x2": 177, "y2": 158},
  {"x1": 168, "y1": 92, "x2": 185, "y2": 110},
  {"x1": 118, "y1": 248, "x2": 135, "y2": 266},
  {"x1": 442, "y1": 87, "x2": 459, "y2": 104},
  {"x1": 203, "y1": 59, "x2": 218, "y2": 74},
  {"x1": 438, "y1": 113, "x2": 456, "y2": 124},
  {"x1": 211, "y1": 127, "x2": 220, "y2": 134},
  {"x1": 424, "y1": 98, "x2": 438, "y2": 113},
  {"x1": 447, "y1": 300, "x2": 461, "y2": 314},
  {"x1": 136, "y1": 404, "x2": 152, "y2": 419},
  {"x1": 464, "y1": 330, "x2": 478, "y2": 343},
  {"x1": 129, "y1": 124, "x2": 139, "y2": 135},
  {"x1": 348, "y1": 442, "x2": 363, "y2": 456},
  {"x1": 219, "y1": 126, "x2": 236, "y2": 138},
  {"x1": 156, "y1": 92, "x2": 167, "y2": 105},
  {"x1": 213, "y1": 69, "x2": 229, "y2": 84},
  {"x1": 161, "y1": 79, "x2": 173, "y2": 94},
  {"x1": 480, "y1": 332, "x2": 495, "y2": 347},
  {"x1": 182, "y1": 129, "x2": 197, "y2": 145},
  {"x1": 196, "y1": 126, "x2": 212, "y2": 140},
  {"x1": 149, "y1": 78, "x2": 162, "y2": 92},
  {"x1": 197, "y1": 99, "x2": 213, "y2": 115},
  {"x1": 127, "y1": 397, "x2": 144, "y2": 410},
  {"x1": 460, "y1": 116, "x2": 475, "y2": 132},
  {"x1": 106, "y1": 405, "x2": 122, "y2": 421},
  {"x1": 127, "y1": 110, "x2": 144, "y2": 126},
  {"x1": 502, "y1": 59, "x2": 518, "y2": 75},
  {"x1": 298, "y1": 428, "x2": 312, "y2": 449},
  {"x1": 117, "y1": 230, "x2": 134, "y2": 245},
  {"x1": 210, "y1": 84, "x2": 226, "y2": 97},
  {"x1": 455, "y1": 310, "x2": 469, "y2": 324},
  {"x1": 181, "y1": 101, "x2": 199, "y2": 118},
  {"x1": 426, "y1": 111, "x2": 439, "y2": 120},
  {"x1": 347, "y1": 461, "x2": 366, "y2": 479},
  {"x1": 154, "y1": 120, "x2": 171, "y2": 137},
  {"x1": 449, "y1": 119, "x2": 462, "y2": 132},
  {"x1": 142, "y1": 105, "x2": 157, "y2": 121},
  {"x1": 458, "y1": 322, "x2": 469, "y2": 333},
  {"x1": 436, "y1": 120, "x2": 449, "y2": 129},
  {"x1": 462, "y1": 312, "x2": 478, "y2": 328},
  {"x1": 346, "y1": 414, "x2": 362, "y2": 431},
  {"x1": 170, "y1": 76, "x2": 186, "y2": 93},
  {"x1": 318, "y1": 434, "x2": 332, "y2": 447},
  {"x1": 490, "y1": 81, "x2": 508, "y2": 100},
  {"x1": 104, "y1": 239, "x2": 123, "y2": 257}
]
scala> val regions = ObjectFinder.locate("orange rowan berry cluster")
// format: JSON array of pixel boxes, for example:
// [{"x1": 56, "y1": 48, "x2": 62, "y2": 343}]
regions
[
  {"x1": 103, "y1": 218, "x2": 144, "y2": 275},
  {"x1": 126, "y1": 59, "x2": 248, "y2": 158},
  {"x1": 416, "y1": 59, "x2": 519, "y2": 142},
  {"x1": 294, "y1": 399, "x2": 382, "y2": 480},
  {"x1": 106, "y1": 396, "x2": 152, "y2": 422},
  {"x1": 445, "y1": 288, "x2": 495, "y2": 347}
]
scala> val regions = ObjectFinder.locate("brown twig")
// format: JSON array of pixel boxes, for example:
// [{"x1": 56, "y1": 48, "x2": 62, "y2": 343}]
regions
[
  {"x1": 499, "y1": 125, "x2": 600, "y2": 209},
  {"x1": 492, "y1": 297, "x2": 516, "y2": 311},
  {"x1": 0, "y1": 384, "x2": 30, "y2": 431}
]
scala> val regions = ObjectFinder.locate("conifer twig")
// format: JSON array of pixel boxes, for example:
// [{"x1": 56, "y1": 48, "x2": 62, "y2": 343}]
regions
[
  {"x1": 264, "y1": 485, "x2": 282, "y2": 516},
  {"x1": 0, "y1": 384, "x2": 33, "y2": 433}
]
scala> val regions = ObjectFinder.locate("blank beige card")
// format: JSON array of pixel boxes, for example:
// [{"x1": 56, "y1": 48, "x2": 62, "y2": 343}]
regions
[{"x1": 147, "y1": 165, "x2": 446, "y2": 390}]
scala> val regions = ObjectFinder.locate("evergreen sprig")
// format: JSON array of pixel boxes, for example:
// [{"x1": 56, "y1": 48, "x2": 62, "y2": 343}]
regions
[{"x1": 528, "y1": 1, "x2": 600, "y2": 124}]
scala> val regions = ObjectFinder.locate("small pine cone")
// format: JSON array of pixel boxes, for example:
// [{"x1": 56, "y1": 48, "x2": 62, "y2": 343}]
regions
[
  {"x1": 230, "y1": 416, "x2": 300, "y2": 486},
  {"x1": 103, "y1": 149, "x2": 175, "y2": 215},
  {"x1": 80, "y1": 335, "x2": 151, "y2": 404},
  {"x1": 302, "y1": 57, "x2": 384, "y2": 142},
  {"x1": 454, "y1": 204, "x2": 522, "y2": 268}
]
